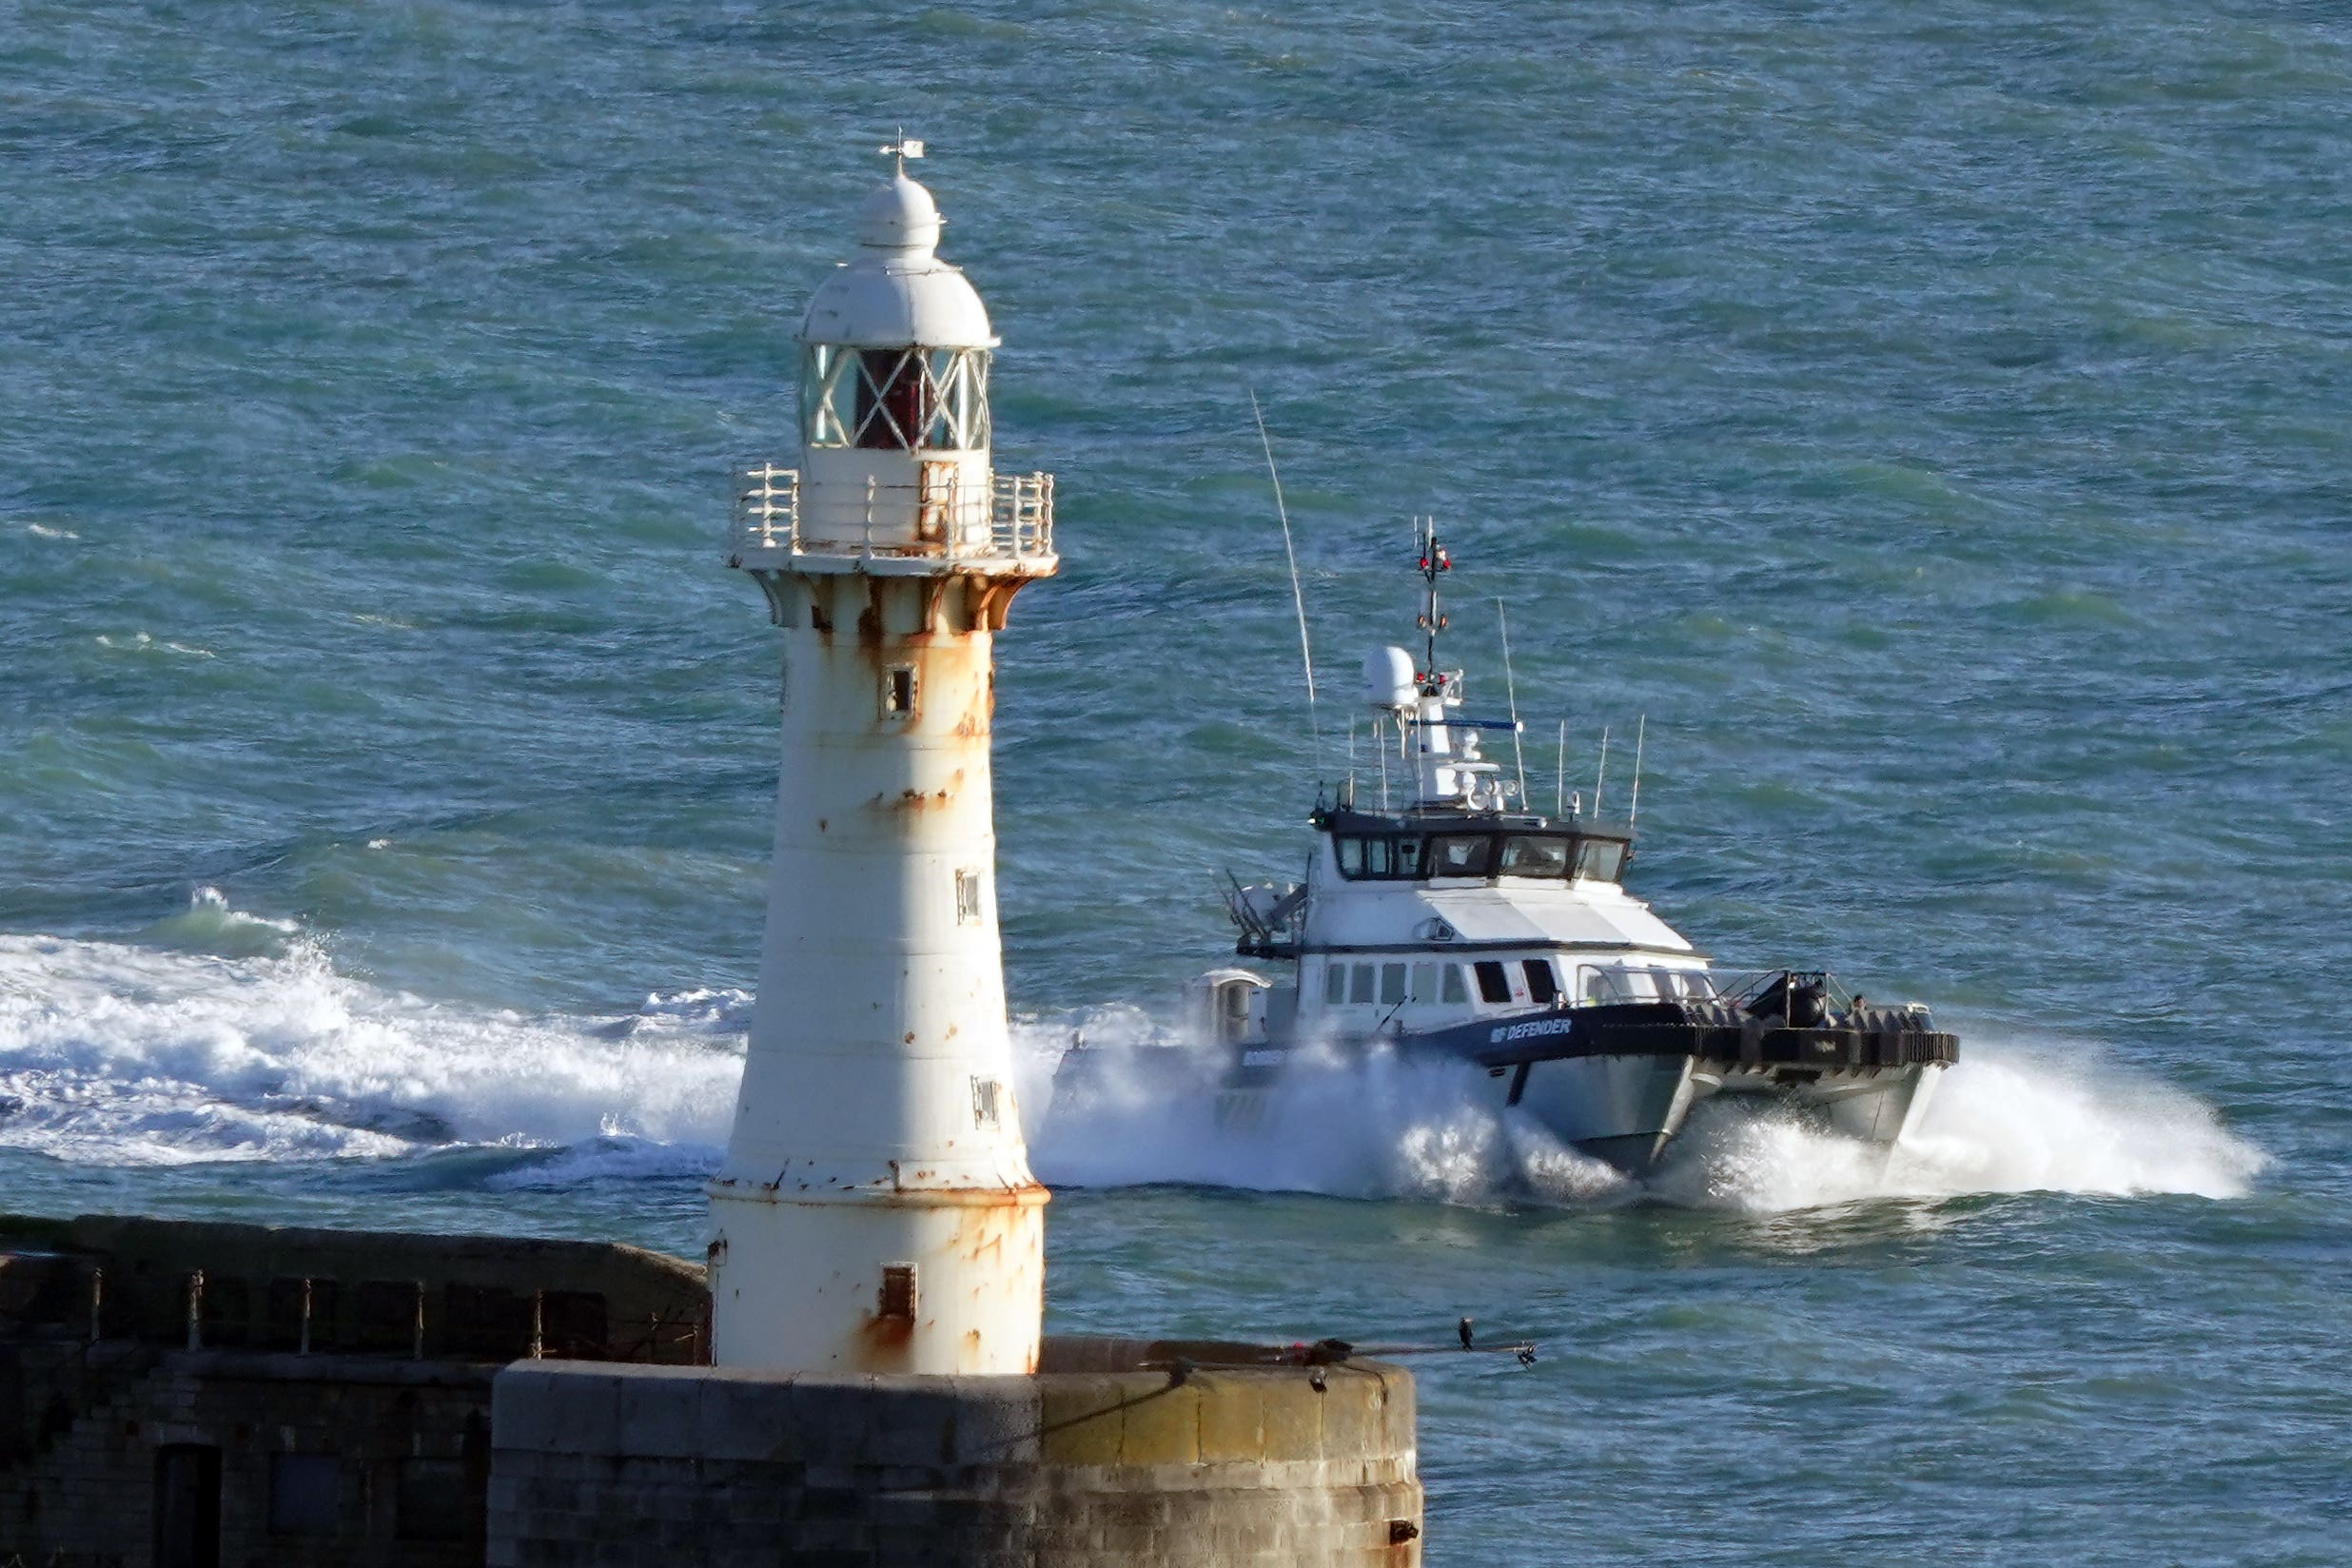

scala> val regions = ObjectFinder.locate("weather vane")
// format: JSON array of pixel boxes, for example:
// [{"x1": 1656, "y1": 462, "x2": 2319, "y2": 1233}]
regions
[{"x1": 880, "y1": 128, "x2": 926, "y2": 176}]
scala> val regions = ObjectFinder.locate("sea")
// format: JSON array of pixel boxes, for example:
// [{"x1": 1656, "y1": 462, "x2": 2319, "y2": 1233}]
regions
[{"x1": 4, "y1": 3, "x2": 2348, "y2": 1562}]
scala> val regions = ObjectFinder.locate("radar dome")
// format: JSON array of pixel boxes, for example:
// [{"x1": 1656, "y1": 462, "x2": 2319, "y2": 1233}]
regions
[{"x1": 1363, "y1": 646, "x2": 1418, "y2": 712}]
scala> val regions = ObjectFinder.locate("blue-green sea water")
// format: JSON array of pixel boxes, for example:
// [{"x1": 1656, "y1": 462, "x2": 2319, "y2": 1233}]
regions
[{"x1": 5, "y1": 3, "x2": 2349, "y2": 1561}]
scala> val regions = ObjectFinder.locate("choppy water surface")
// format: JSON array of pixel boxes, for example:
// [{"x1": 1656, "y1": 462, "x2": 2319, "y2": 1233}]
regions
[{"x1": 5, "y1": 4, "x2": 2349, "y2": 1562}]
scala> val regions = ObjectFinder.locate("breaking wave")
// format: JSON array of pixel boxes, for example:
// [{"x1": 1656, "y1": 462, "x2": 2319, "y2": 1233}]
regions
[{"x1": 0, "y1": 915, "x2": 741, "y2": 1168}]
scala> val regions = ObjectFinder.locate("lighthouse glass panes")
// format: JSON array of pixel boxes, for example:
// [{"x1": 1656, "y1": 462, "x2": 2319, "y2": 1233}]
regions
[{"x1": 802, "y1": 344, "x2": 991, "y2": 451}]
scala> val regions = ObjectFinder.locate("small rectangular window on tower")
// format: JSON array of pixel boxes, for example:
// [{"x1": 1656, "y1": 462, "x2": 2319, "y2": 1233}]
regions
[
  {"x1": 878, "y1": 1264, "x2": 917, "y2": 1322},
  {"x1": 955, "y1": 869, "x2": 983, "y2": 923},
  {"x1": 971, "y1": 1076, "x2": 1002, "y2": 1128},
  {"x1": 882, "y1": 663, "x2": 917, "y2": 719}
]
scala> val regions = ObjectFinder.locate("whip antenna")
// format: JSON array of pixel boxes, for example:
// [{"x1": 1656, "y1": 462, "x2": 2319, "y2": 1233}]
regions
[
  {"x1": 1595, "y1": 726, "x2": 1610, "y2": 818},
  {"x1": 1556, "y1": 720, "x2": 1567, "y2": 817},
  {"x1": 1496, "y1": 597, "x2": 1527, "y2": 806},
  {"x1": 1630, "y1": 715, "x2": 1647, "y2": 831},
  {"x1": 1249, "y1": 390, "x2": 1320, "y2": 771}
]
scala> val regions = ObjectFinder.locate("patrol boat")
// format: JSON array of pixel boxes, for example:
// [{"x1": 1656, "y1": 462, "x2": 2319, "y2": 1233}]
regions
[{"x1": 1191, "y1": 523, "x2": 1957, "y2": 1175}]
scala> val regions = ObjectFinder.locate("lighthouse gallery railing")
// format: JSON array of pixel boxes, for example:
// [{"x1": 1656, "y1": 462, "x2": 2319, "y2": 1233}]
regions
[{"x1": 729, "y1": 465, "x2": 1054, "y2": 566}]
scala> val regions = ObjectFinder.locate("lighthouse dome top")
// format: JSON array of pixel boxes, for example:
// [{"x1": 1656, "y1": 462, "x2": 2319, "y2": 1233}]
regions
[
  {"x1": 855, "y1": 174, "x2": 942, "y2": 251},
  {"x1": 801, "y1": 168, "x2": 996, "y2": 350}
]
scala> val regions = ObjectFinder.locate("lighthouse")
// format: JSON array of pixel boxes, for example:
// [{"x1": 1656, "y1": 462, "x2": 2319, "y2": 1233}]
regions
[{"x1": 710, "y1": 142, "x2": 1056, "y2": 1375}]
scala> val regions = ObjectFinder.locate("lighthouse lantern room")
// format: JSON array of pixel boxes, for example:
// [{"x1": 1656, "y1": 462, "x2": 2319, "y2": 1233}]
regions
[{"x1": 712, "y1": 141, "x2": 1055, "y2": 1376}]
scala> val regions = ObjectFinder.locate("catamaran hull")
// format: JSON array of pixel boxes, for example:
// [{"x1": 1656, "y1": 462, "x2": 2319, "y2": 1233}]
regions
[
  {"x1": 1201, "y1": 996, "x2": 1958, "y2": 1176},
  {"x1": 1503, "y1": 1052, "x2": 1700, "y2": 1173},
  {"x1": 1442, "y1": 997, "x2": 1957, "y2": 1173}
]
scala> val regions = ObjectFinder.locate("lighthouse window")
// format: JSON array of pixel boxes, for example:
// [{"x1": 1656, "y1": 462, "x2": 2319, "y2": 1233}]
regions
[
  {"x1": 882, "y1": 664, "x2": 917, "y2": 718},
  {"x1": 954, "y1": 869, "x2": 983, "y2": 923},
  {"x1": 878, "y1": 1264, "x2": 917, "y2": 1322},
  {"x1": 804, "y1": 343, "x2": 992, "y2": 451},
  {"x1": 929, "y1": 346, "x2": 991, "y2": 449},
  {"x1": 803, "y1": 343, "x2": 853, "y2": 445},
  {"x1": 853, "y1": 347, "x2": 931, "y2": 449}
]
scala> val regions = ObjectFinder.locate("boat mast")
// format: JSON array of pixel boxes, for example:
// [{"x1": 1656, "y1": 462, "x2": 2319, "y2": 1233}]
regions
[{"x1": 1414, "y1": 517, "x2": 1450, "y2": 697}]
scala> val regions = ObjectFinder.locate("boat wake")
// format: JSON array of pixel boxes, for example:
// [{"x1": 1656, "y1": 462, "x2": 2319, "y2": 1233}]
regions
[
  {"x1": 1019, "y1": 1009, "x2": 2269, "y2": 1213},
  {"x1": 0, "y1": 915, "x2": 2265, "y2": 1214}
]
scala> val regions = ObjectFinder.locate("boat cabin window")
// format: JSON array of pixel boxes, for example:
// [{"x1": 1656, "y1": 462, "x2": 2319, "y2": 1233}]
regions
[
  {"x1": 1334, "y1": 834, "x2": 1427, "y2": 880},
  {"x1": 1499, "y1": 834, "x2": 1571, "y2": 877},
  {"x1": 1409, "y1": 963, "x2": 1438, "y2": 1002},
  {"x1": 1441, "y1": 966, "x2": 1469, "y2": 1004},
  {"x1": 1583, "y1": 967, "x2": 1627, "y2": 1004},
  {"x1": 1330, "y1": 827, "x2": 1625, "y2": 884},
  {"x1": 1473, "y1": 961, "x2": 1512, "y2": 1004},
  {"x1": 1524, "y1": 959, "x2": 1558, "y2": 1005},
  {"x1": 1574, "y1": 838, "x2": 1628, "y2": 882},
  {"x1": 1430, "y1": 834, "x2": 1492, "y2": 878},
  {"x1": 1380, "y1": 964, "x2": 1407, "y2": 1005},
  {"x1": 1660, "y1": 969, "x2": 1715, "y2": 999},
  {"x1": 1348, "y1": 965, "x2": 1376, "y2": 1005}
]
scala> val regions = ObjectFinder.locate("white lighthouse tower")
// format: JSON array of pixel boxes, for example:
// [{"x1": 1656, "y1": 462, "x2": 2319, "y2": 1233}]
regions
[{"x1": 710, "y1": 142, "x2": 1056, "y2": 1375}]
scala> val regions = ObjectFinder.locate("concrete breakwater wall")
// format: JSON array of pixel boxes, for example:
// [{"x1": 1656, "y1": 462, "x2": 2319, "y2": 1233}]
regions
[
  {"x1": 493, "y1": 1345, "x2": 1421, "y2": 1567},
  {"x1": 2, "y1": 1216, "x2": 1422, "y2": 1567}
]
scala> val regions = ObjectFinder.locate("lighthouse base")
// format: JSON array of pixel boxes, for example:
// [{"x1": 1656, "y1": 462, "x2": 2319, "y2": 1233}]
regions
[
  {"x1": 706, "y1": 1183, "x2": 1048, "y2": 1375},
  {"x1": 489, "y1": 1339, "x2": 1422, "y2": 1568}
]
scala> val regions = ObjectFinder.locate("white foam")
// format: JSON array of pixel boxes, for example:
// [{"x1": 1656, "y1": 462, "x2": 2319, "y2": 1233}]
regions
[
  {"x1": 1649, "y1": 1043, "x2": 2268, "y2": 1213},
  {"x1": 1022, "y1": 1013, "x2": 2266, "y2": 1213},
  {"x1": 0, "y1": 932, "x2": 2265, "y2": 1218},
  {"x1": 0, "y1": 933, "x2": 741, "y2": 1167},
  {"x1": 1019, "y1": 1013, "x2": 1628, "y2": 1206},
  {"x1": 90, "y1": 631, "x2": 211, "y2": 658},
  {"x1": 27, "y1": 522, "x2": 79, "y2": 539}
]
